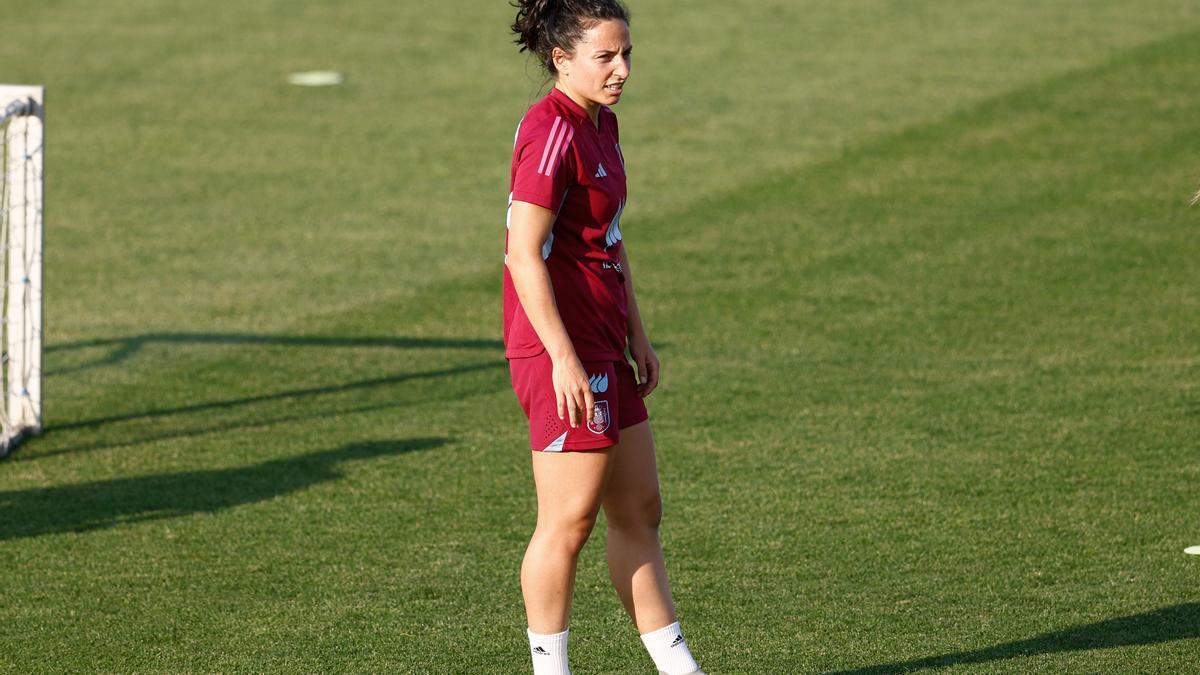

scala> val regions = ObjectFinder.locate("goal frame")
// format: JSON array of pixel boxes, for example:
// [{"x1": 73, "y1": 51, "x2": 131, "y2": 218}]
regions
[{"x1": 0, "y1": 84, "x2": 44, "y2": 457}]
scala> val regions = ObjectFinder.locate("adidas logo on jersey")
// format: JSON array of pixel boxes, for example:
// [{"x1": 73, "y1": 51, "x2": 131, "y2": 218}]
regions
[{"x1": 594, "y1": 163, "x2": 608, "y2": 178}]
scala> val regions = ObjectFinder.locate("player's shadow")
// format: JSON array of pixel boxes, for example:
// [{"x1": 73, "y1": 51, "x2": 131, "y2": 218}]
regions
[
  {"x1": 829, "y1": 603, "x2": 1200, "y2": 674},
  {"x1": 0, "y1": 437, "x2": 446, "y2": 541}
]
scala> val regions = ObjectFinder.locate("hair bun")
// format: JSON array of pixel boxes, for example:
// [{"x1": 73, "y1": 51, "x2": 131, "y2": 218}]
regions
[
  {"x1": 511, "y1": 0, "x2": 556, "y2": 55},
  {"x1": 511, "y1": 0, "x2": 629, "y2": 75}
]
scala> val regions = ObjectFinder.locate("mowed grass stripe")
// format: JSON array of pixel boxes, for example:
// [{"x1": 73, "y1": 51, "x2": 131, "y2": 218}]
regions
[{"x1": 637, "y1": 26, "x2": 1197, "y2": 403}]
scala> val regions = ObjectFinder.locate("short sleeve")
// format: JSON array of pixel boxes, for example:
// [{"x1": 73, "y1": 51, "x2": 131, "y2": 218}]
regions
[{"x1": 511, "y1": 114, "x2": 575, "y2": 211}]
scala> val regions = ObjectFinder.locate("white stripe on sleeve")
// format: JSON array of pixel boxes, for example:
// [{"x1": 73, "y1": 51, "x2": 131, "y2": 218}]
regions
[
  {"x1": 536, "y1": 116, "x2": 564, "y2": 176},
  {"x1": 542, "y1": 124, "x2": 573, "y2": 177}
]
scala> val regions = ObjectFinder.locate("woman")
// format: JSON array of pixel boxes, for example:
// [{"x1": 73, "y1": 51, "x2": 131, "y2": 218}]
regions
[{"x1": 504, "y1": 2, "x2": 704, "y2": 674}]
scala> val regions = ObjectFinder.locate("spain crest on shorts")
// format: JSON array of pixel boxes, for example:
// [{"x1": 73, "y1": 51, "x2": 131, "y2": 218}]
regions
[{"x1": 588, "y1": 400, "x2": 611, "y2": 434}]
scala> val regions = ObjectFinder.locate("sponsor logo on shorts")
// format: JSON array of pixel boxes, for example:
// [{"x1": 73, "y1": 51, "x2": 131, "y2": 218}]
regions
[
  {"x1": 589, "y1": 373, "x2": 609, "y2": 393},
  {"x1": 588, "y1": 400, "x2": 611, "y2": 435}
]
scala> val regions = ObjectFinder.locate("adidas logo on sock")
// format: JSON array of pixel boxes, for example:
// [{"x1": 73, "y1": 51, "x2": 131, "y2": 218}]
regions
[
  {"x1": 669, "y1": 634, "x2": 685, "y2": 648},
  {"x1": 532, "y1": 646, "x2": 551, "y2": 656}
]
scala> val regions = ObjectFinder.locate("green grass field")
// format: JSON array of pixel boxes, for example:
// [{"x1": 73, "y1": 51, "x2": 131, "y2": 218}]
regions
[{"x1": 2, "y1": 1, "x2": 1199, "y2": 672}]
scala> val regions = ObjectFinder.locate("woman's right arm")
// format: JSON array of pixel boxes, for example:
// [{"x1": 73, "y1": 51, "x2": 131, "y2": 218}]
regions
[{"x1": 506, "y1": 200, "x2": 595, "y2": 429}]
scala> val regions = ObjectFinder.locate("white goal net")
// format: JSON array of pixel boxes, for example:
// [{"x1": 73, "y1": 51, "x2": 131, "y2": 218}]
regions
[{"x1": 0, "y1": 85, "x2": 43, "y2": 457}]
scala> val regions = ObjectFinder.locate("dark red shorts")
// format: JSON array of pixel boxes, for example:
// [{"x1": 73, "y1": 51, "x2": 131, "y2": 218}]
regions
[{"x1": 509, "y1": 351, "x2": 649, "y2": 452}]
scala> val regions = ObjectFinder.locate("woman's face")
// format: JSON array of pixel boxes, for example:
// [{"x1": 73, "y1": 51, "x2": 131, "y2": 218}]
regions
[{"x1": 555, "y1": 19, "x2": 632, "y2": 111}]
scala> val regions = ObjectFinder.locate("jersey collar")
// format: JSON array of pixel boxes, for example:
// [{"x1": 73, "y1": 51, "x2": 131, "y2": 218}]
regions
[{"x1": 549, "y1": 86, "x2": 591, "y2": 123}]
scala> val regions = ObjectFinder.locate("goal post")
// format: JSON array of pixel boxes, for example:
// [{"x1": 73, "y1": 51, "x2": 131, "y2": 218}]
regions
[{"x1": 0, "y1": 85, "x2": 44, "y2": 457}]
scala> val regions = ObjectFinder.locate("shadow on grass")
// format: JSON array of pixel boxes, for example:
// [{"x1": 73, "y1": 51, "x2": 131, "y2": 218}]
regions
[
  {"x1": 10, "y1": 333, "x2": 510, "y2": 461},
  {"x1": 45, "y1": 332, "x2": 504, "y2": 376},
  {"x1": 53, "y1": 361, "x2": 504, "y2": 433},
  {"x1": 829, "y1": 603, "x2": 1200, "y2": 674},
  {"x1": 0, "y1": 437, "x2": 446, "y2": 541},
  {"x1": 18, "y1": 360, "x2": 504, "y2": 461}
]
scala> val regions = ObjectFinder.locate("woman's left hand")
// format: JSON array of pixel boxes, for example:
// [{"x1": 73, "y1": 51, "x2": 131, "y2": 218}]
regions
[{"x1": 629, "y1": 335, "x2": 660, "y2": 398}]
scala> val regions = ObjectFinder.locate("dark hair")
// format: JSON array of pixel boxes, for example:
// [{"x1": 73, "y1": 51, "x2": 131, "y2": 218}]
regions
[{"x1": 511, "y1": 0, "x2": 631, "y2": 75}]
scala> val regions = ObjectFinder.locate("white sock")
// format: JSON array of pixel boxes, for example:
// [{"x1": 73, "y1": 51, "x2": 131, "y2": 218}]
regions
[
  {"x1": 527, "y1": 627, "x2": 571, "y2": 675},
  {"x1": 640, "y1": 621, "x2": 700, "y2": 674}
]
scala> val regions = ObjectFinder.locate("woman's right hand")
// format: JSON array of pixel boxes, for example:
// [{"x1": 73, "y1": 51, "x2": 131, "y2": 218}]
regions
[{"x1": 552, "y1": 354, "x2": 595, "y2": 429}]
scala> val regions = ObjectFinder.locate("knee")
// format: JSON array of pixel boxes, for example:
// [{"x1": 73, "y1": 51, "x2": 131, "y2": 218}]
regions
[
  {"x1": 608, "y1": 492, "x2": 663, "y2": 533},
  {"x1": 538, "y1": 513, "x2": 599, "y2": 556}
]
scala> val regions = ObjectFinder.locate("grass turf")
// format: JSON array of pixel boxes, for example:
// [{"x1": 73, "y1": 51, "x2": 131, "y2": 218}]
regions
[{"x1": 1, "y1": 0, "x2": 1198, "y2": 672}]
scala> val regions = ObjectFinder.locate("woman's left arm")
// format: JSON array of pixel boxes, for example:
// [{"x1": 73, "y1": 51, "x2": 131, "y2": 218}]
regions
[{"x1": 618, "y1": 244, "x2": 660, "y2": 398}]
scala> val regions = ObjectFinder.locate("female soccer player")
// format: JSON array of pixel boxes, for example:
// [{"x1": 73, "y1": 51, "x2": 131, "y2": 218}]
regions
[{"x1": 504, "y1": 2, "x2": 704, "y2": 674}]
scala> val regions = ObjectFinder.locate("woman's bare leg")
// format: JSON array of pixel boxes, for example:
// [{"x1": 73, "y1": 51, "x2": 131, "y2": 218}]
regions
[
  {"x1": 522, "y1": 448, "x2": 615, "y2": 633},
  {"x1": 601, "y1": 420, "x2": 677, "y2": 632}
]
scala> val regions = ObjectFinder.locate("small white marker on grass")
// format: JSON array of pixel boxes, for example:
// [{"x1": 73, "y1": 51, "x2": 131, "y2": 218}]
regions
[
  {"x1": 1185, "y1": 546, "x2": 1200, "y2": 556},
  {"x1": 287, "y1": 71, "x2": 344, "y2": 87}
]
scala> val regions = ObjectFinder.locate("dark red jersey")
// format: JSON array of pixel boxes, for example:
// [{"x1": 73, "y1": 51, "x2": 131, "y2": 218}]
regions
[{"x1": 503, "y1": 87, "x2": 629, "y2": 361}]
